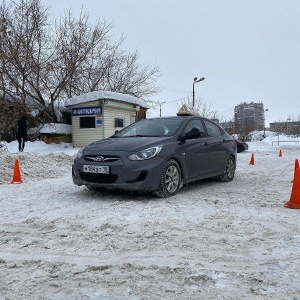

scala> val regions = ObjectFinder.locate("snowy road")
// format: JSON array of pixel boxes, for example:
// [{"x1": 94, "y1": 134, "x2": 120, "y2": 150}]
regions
[{"x1": 0, "y1": 142, "x2": 300, "y2": 299}]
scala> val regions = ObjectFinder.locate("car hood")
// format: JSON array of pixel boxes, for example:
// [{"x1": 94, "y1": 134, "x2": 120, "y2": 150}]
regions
[{"x1": 84, "y1": 136, "x2": 170, "y2": 152}]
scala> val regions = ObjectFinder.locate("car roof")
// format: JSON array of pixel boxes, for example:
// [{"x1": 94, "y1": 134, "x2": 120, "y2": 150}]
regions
[
  {"x1": 146, "y1": 116, "x2": 192, "y2": 120},
  {"x1": 145, "y1": 116, "x2": 211, "y2": 122}
]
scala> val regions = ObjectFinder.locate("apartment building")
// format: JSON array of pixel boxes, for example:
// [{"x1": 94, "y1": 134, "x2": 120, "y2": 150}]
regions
[{"x1": 234, "y1": 102, "x2": 265, "y2": 132}]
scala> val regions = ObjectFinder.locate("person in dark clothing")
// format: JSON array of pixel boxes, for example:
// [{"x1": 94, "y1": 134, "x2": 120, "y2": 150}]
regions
[{"x1": 16, "y1": 115, "x2": 28, "y2": 152}]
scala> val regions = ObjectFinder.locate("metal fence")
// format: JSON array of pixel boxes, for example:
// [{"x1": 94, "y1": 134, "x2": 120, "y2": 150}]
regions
[{"x1": 272, "y1": 140, "x2": 300, "y2": 146}]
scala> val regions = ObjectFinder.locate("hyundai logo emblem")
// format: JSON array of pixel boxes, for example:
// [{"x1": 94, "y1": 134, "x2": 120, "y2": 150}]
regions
[{"x1": 93, "y1": 156, "x2": 105, "y2": 162}]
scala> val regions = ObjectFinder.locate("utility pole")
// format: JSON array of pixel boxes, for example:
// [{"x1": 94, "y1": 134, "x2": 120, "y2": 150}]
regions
[{"x1": 155, "y1": 101, "x2": 166, "y2": 117}]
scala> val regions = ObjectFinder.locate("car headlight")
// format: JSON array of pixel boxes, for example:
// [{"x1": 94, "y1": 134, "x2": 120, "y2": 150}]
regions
[
  {"x1": 127, "y1": 145, "x2": 162, "y2": 161},
  {"x1": 76, "y1": 148, "x2": 84, "y2": 159}
]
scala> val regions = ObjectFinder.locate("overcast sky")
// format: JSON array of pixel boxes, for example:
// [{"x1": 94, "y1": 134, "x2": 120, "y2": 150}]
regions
[{"x1": 44, "y1": 0, "x2": 300, "y2": 125}]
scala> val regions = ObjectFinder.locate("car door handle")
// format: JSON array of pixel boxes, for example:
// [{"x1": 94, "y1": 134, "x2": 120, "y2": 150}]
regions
[{"x1": 204, "y1": 142, "x2": 209, "y2": 146}]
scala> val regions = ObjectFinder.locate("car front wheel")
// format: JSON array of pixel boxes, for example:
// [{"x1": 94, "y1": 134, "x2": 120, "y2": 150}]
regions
[
  {"x1": 219, "y1": 156, "x2": 235, "y2": 182},
  {"x1": 155, "y1": 159, "x2": 182, "y2": 198}
]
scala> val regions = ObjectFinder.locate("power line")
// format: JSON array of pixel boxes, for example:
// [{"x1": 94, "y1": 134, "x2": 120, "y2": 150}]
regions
[
  {"x1": 157, "y1": 86, "x2": 235, "y2": 111},
  {"x1": 157, "y1": 87, "x2": 190, "y2": 94}
]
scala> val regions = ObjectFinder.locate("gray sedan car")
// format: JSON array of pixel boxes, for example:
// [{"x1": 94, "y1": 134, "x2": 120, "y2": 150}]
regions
[{"x1": 72, "y1": 116, "x2": 237, "y2": 197}]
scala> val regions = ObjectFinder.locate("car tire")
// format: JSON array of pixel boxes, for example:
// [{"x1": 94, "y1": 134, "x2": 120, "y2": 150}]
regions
[
  {"x1": 219, "y1": 156, "x2": 235, "y2": 182},
  {"x1": 155, "y1": 159, "x2": 182, "y2": 198}
]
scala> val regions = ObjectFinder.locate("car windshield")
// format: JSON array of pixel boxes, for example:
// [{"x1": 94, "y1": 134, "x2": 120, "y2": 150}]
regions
[{"x1": 114, "y1": 118, "x2": 184, "y2": 137}]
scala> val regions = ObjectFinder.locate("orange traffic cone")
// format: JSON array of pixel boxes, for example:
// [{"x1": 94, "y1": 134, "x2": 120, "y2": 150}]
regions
[
  {"x1": 285, "y1": 165, "x2": 300, "y2": 209},
  {"x1": 10, "y1": 159, "x2": 23, "y2": 184},
  {"x1": 279, "y1": 149, "x2": 282, "y2": 157},
  {"x1": 291, "y1": 159, "x2": 299, "y2": 183},
  {"x1": 296, "y1": 159, "x2": 300, "y2": 169},
  {"x1": 249, "y1": 153, "x2": 255, "y2": 165}
]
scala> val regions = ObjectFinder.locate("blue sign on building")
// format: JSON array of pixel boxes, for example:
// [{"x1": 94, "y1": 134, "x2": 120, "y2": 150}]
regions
[{"x1": 72, "y1": 106, "x2": 102, "y2": 116}]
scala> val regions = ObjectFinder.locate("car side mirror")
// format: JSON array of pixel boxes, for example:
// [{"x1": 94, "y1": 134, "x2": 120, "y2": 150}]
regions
[{"x1": 181, "y1": 129, "x2": 201, "y2": 141}]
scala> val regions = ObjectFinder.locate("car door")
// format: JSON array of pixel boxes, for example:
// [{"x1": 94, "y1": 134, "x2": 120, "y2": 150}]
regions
[
  {"x1": 202, "y1": 119, "x2": 228, "y2": 173},
  {"x1": 179, "y1": 118, "x2": 214, "y2": 179}
]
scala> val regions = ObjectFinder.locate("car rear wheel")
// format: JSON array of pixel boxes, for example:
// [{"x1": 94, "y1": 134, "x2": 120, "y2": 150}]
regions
[
  {"x1": 219, "y1": 156, "x2": 235, "y2": 182},
  {"x1": 155, "y1": 159, "x2": 182, "y2": 198}
]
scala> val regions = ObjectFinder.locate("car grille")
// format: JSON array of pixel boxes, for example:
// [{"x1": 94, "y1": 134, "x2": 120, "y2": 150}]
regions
[
  {"x1": 80, "y1": 172, "x2": 118, "y2": 184},
  {"x1": 84, "y1": 155, "x2": 119, "y2": 162}
]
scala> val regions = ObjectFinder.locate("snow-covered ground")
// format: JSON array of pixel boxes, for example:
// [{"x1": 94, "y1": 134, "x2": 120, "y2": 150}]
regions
[{"x1": 1, "y1": 132, "x2": 300, "y2": 299}]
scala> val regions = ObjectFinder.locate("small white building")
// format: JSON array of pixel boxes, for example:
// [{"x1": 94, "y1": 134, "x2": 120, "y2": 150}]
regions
[{"x1": 65, "y1": 91, "x2": 150, "y2": 147}]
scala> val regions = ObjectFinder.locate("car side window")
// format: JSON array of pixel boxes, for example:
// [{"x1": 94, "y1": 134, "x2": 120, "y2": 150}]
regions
[
  {"x1": 183, "y1": 119, "x2": 206, "y2": 138},
  {"x1": 203, "y1": 120, "x2": 222, "y2": 137}
]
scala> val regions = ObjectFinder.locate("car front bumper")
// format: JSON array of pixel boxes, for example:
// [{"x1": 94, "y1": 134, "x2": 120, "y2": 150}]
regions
[{"x1": 72, "y1": 156, "x2": 165, "y2": 192}]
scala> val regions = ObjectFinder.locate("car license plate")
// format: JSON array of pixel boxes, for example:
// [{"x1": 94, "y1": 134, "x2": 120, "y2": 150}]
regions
[{"x1": 83, "y1": 165, "x2": 109, "y2": 174}]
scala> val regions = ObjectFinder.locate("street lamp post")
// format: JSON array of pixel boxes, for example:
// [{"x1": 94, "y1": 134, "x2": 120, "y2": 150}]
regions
[
  {"x1": 263, "y1": 108, "x2": 268, "y2": 138},
  {"x1": 192, "y1": 76, "x2": 205, "y2": 107}
]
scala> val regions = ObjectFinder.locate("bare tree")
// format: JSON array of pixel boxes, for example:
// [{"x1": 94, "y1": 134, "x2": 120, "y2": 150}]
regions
[
  {"x1": 0, "y1": 0, "x2": 160, "y2": 130},
  {"x1": 0, "y1": 0, "x2": 49, "y2": 138},
  {"x1": 0, "y1": 0, "x2": 48, "y2": 104},
  {"x1": 178, "y1": 96, "x2": 219, "y2": 119},
  {"x1": 234, "y1": 120, "x2": 255, "y2": 141}
]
